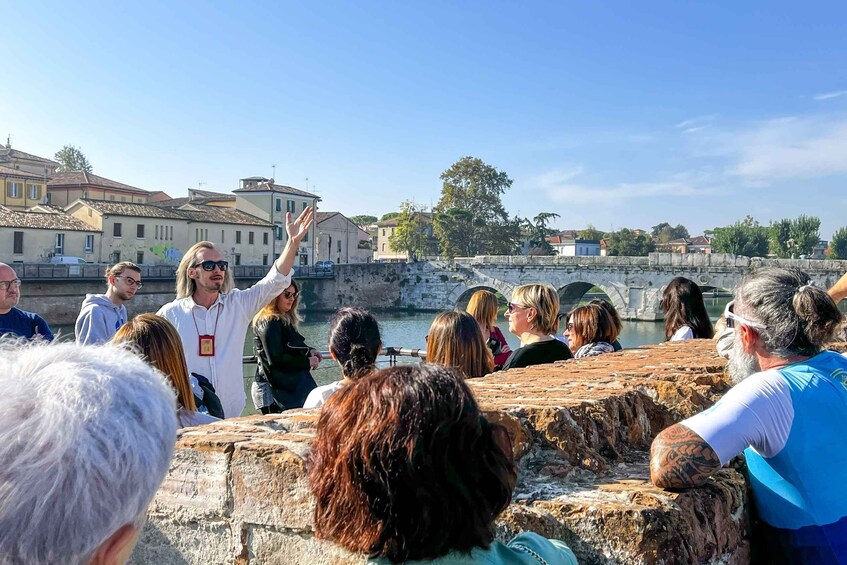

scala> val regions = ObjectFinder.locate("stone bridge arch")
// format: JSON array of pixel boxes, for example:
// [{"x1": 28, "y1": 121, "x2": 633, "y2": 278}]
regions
[
  {"x1": 454, "y1": 285, "x2": 506, "y2": 311},
  {"x1": 557, "y1": 281, "x2": 625, "y2": 316}
]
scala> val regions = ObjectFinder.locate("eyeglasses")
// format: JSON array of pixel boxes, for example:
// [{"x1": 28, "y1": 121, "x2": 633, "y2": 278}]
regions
[
  {"x1": 192, "y1": 260, "x2": 229, "y2": 272},
  {"x1": 116, "y1": 276, "x2": 143, "y2": 288},
  {"x1": 726, "y1": 310, "x2": 766, "y2": 330},
  {"x1": 282, "y1": 290, "x2": 299, "y2": 299},
  {"x1": 565, "y1": 323, "x2": 574, "y2": 332},
  {"x1": 0, "y1": 279, "x2": 21, "y2": 291},
  {"x1": 507, "y1": 302, "x2": 528, "y2": 313}
]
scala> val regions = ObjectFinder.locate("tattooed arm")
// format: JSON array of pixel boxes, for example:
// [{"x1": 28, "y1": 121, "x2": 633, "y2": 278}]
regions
[{"x1": 650, "y1": 423, "x2": 721, "y2": 489}]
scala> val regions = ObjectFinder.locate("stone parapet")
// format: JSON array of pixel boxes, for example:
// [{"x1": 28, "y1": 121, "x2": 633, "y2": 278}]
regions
[{"x1": 132, "y1": 340, "x2": 750, "y2": 565}]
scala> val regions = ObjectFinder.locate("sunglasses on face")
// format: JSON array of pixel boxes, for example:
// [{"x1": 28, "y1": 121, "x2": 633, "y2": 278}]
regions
[
  {"x1": 282, "y1": 290, "x2": 299, "y2": 299},
  {"x1": 507, "y1": 302, "x2": 528, "y2": 314},
  {"x1": 192, "y1": 260, "x2": 229, "y2": 272},
  {"x1": 726, "y1": 310, "x2": 766, "y2": 330}
]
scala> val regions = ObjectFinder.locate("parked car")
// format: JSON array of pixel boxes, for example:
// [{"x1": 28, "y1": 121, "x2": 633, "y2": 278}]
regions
[
  {"x1": 315, "y1": 260, "x2": 335, "y2": 272},
  {"x1": 50, "y1": 256, "x2": 88, "y2": 265}
]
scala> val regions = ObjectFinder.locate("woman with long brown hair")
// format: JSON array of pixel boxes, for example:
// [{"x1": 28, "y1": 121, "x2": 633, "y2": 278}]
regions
[
  {"x1": 563, "y1": 303, "x2": 617, "y2": 358},
  {"x1": 112, "y1": 313, "x2": 219, "y2": 428},
  {"x1": 662, "y1": 277, "x2": 714, "y2": 341},
  {"x1": 466, "y1": 289, "x2": 512, "y2": 367},
  {"x1": 426, "y1": 310, "x2": 494, "y2": 378},
  {"x1": 251, "y1": 279, "x2": 322, "y2": 413},
  {"x1": 308, "y1": 364, "x2": 577, "y2": 564}
]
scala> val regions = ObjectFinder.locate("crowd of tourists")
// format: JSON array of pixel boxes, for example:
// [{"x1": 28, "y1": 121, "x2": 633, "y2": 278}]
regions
[{"x1": 1, "y1": 207, "x2": 846, "y2": 562}]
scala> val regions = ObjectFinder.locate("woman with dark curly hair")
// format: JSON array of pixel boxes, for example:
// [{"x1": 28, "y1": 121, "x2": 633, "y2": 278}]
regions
[
  {"x1": 662, "y1": 277, "x2": 714, "y2": 341},
  {"x1": 308, "y1": 364, "x2": 577, "y2": 564}
]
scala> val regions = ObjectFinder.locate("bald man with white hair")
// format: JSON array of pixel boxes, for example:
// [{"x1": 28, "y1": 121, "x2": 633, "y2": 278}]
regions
[{"x1": 0, "y1": 342, "x2": 178, "y2": 564}]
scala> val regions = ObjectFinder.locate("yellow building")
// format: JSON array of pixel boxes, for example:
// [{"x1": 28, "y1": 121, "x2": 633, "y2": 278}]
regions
[
  {"x1": 47, "y1": 171, "x2": 152, "y2": 207},
  {"x1": 0, "y1": 165, "x2": 50, "y2": 211}
]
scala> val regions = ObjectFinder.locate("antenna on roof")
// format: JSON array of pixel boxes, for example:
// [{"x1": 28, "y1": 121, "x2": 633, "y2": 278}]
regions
[
  {"x1": 271, "y1": 164, "x2": 276, "y2": 182},
  {"x1": 5, "y1": 134, "x2": 11, "y2": 149}
]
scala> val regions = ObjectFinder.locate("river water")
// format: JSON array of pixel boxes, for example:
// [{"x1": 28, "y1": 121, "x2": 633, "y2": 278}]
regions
[{"x1": 57, "y1": 294, "x2": 843, "y2": 417}]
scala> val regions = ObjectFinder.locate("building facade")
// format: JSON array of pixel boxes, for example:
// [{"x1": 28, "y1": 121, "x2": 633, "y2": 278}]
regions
[
  {"x1": 547, "y1": 233, "x2": 601, "y2": 256},
  {"x1": 65, "y1": 199, "x2": 273, "y2": 265},
  {"x1": 0, "y1": 141, "x2": 59, "y2": 178},
  {"x1": 314, "y1": 212, "x2": 372, "y2": 264},
  {"x1": 47, "y1": 171, "x2": 153, "y2": 207},
  {"x1": 0, "y1": 205, "x2": 101, "y2": 263},
  {"x1": 233, "y1": 177, "x2": 320, "y2": 266}
]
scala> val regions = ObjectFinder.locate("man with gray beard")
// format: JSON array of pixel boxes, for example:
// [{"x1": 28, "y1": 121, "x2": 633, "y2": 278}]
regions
[{"x1": 650, "y1": 267, "x2": 846, "y2": 564}]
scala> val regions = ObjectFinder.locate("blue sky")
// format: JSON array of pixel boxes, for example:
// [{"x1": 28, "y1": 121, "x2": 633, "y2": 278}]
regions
[{"x1": 3, "y1": 1, "x2": 847, "y2": 238}]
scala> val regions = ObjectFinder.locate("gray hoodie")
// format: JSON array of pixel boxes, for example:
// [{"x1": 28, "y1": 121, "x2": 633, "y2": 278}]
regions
[{"x1": 75, "y1": 294, "x2": 128, "y2": 345}]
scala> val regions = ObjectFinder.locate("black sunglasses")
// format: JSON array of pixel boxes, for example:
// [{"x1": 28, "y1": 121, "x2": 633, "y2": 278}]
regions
[
  {"x1": 282, "y1": 290, "x2": 299, "y2": 299},
  {"x1": 193, "y1": 260, "x2": 229, "y2": 272}
]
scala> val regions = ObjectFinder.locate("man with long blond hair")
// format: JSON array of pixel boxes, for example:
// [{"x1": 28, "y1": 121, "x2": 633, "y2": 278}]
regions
[{"x1": 157, "y1": 207, "x2": 314, "y2": 418}]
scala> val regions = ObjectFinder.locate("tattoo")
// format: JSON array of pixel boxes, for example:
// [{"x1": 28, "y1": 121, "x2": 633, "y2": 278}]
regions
[{"x1": 650, "y1": 424, "x2": 720, "y2": 489}]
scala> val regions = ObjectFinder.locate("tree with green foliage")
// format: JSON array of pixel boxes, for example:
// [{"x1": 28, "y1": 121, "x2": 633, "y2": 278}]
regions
[
  {"x1": 830, "y1": 227, "x2": 847, "y2": 259},
  {"x1": 769, "y1": 215, "x2": 821, "y2": 258},
  {"x1": 524, "y1": 212, "x2": 561, "y2": 255},
  {"x1": 433, "y1": 156, "x2": 520, "y2": 257},
  {"x1": 54, "y1": 145, "x2": 93, "y2": 173},
  {"x1": 388, "y1": 201, "x2": 438, "y2": 261},
  {"x1": 651, "y1": 222, "x2": 690, "y2": 244},
  {"x1": 380, "y1": 212, "x2": 401, "y2": 222},
  {"x1": 578, "y1": 225, "x2": 604, "y2": 241},
  {"x1": 712, "y1": 216, "x2": 770, "y2": 257},
  {"x1": 606, "y1": 228, "x2": 655, "y2": 256},
  {"x1": 769, "y1": 218, "x2": 793, "y2": 258},
  {"x1": 350, "y1": 215, "x2": 377, "y2": 227}
]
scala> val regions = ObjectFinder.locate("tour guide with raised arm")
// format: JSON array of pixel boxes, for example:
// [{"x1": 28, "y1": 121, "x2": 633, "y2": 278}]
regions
[
  {"x1": 157, "y1": 207, "x2": 314, "y2": 418},
  {"x1": 650, "y1": 267, "x2": 847, "y2": 563}
]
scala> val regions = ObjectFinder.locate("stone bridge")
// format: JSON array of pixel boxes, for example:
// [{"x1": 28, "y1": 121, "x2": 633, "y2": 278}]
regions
[{"x1": 400, "y1": 253, "x2": 847, "y2": 320}]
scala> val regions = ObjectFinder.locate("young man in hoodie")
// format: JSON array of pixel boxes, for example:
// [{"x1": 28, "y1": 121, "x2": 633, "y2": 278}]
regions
[{"x1": 75, "y1": 262, "x2": 142, "y2": 345}]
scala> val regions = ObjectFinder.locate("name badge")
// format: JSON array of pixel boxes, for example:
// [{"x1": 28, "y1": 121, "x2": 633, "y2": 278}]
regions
[{"x1": 199, "y1": 335, "x2": 215, "y2": 356}]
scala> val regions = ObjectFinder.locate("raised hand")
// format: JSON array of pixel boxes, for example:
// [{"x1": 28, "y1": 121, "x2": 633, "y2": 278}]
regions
[{"x1": 286, "y1": 207, "x2": 315, "y2": 243}]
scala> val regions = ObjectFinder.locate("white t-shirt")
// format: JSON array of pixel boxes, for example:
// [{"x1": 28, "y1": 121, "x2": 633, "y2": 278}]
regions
[
  {"x1": 157, "y1": 267, "x2": 291, "y2": 418},
  {"x1": 670, "y1": 325, "x2": 694, "y2": 341},
  {"x1": 682, "y1": 368, "x2": 794, "y2": 465},
  {"x1": 303, "y1": 380, "x2": 346, "y2": 409}
]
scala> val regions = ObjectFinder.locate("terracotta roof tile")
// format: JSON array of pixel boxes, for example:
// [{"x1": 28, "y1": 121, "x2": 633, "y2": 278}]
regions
[
  {"x1": 315, "y1": 211, "x2": 340, "y2": 223},
  {"x1": 0, "y1": 165, "x2": 46, "y2": 180},
  {"x1": 0, "y1": 147, "x2": 60, "y2": 167},
  {"x1": 175, "y1": 204, "x2": 272, "y2": 227},
  {"x1": 48, "y1": 171, "x2": 151, "y2": 194},
  {"x1": 77, "y1": 199, "x2": 185, "y2": 219},
  {"x1": 233, "y1": 181, "x2": 320, "y2": 200},
  {"x1": 0, "y1": 206, "x2": 99, "y2": 232}
]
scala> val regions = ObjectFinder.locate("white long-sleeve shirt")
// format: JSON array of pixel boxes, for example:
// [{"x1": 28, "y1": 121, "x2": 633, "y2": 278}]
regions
[{"x1": 157, "y1": 267, "x2": 291, "y2": 418}]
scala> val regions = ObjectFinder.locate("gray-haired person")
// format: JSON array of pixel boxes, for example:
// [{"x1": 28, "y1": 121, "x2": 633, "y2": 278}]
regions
[
  {"x1": 0, "y1": 342, "x2": 178, "y2": 564},
  {"x1": 650, "y1": 267, "x2": 847, "y2": 563}
]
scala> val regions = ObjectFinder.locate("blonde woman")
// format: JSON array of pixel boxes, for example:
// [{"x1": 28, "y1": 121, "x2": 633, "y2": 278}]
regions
[
  {"x1": 251, "y1": 280, "x2": 322, "y2": 413},
  {"x1": 501, "y1": 283, "x2": 573, "y2": 369},
  {"x1": 466, "y1": 290, "x2": 512, "y2": 367},
  {"x1": 426, "y1": 311, "x2": 494, "y2": 378},
  {"x1": 113, "y1": 313, "x2": 219, "y2": 428}
]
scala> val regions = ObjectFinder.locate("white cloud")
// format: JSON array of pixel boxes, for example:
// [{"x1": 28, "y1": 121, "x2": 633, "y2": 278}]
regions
[
  {"x1": 535, "y1": 167, "x2": 713, "y2": 205},
  {"x1": 814, "y1": 90, "x2": 847, "y2": 101},
  {"x1": 674, "y1": 115, "x2": 717, "y2": 129},
  {"x1": 727, "y1": 116, "x2": 847, "y2": 180}
]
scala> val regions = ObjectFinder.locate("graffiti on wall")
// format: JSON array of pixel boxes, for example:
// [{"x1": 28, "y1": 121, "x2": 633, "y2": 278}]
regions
[{"x1": 149, "y1": 244, "x2": 181, "y2": 263}]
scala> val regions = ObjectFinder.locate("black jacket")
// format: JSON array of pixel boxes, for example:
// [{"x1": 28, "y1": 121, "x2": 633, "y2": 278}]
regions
[{"x1": 253, "y1": 317, "x2": 317, "y2": 409}]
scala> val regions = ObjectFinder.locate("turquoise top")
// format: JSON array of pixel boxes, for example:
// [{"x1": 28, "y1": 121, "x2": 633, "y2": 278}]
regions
[{"x1": 368, "y1": 532, "x2": 578, "y2": 565}]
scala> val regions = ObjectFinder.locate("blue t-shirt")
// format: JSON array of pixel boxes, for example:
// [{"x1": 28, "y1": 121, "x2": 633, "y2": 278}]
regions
[{"x1": 0, "y1": 308, "x2": 54, "y2": 341}]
